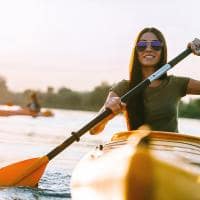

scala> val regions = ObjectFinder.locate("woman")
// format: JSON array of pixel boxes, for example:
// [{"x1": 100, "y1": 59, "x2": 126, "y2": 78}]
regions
[
  {"x1": 26, "y1": 92, "x2": 41, "y2": 113},
  {"x1": 90, "y1": 27, "x2": 200, "y2": 134}
]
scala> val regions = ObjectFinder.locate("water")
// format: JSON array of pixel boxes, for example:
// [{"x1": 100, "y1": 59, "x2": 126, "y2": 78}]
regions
[{"x1": 0, "y1": 109, "x2": 199, "y2": 199}]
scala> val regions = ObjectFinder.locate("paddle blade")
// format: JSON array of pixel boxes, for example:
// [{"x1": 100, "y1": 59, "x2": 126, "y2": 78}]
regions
[{"x1": 0, "y1": 156, "x2": 49, "y2": 187}]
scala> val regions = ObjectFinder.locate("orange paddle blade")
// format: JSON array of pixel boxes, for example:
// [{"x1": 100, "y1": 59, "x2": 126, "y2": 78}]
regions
[{"x1": 0, "y1": 156, "x2": 49, "y2": 187}]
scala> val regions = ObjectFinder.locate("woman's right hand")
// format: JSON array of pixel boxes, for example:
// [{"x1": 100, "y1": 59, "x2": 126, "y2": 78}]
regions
[
  {"x1": 90, "y1": 91, "x2": 126, "y2": 135},
  {"x1": 104, "y1": 92, "x2": 126, "y2": 114}
]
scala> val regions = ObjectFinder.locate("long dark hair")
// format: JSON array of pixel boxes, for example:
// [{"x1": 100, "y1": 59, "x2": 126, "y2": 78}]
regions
[{"x1": 125, "y1": 27, "x2": 168, "y2": 130}]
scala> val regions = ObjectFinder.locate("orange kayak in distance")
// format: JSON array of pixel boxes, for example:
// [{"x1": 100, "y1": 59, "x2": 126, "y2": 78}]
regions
[{"x1": 0, "y1": 105, "x2": 54, "y2": 117}]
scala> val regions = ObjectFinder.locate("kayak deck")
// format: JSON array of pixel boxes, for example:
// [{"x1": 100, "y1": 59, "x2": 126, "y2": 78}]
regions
[{"x1": 71, "y1": 131, "x2": 200, "y2": 200}]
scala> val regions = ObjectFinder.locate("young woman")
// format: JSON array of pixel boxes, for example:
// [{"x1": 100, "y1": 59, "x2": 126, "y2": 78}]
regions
[{"x1": 90, "y1": 27, "x2": 200, "y2": 134}]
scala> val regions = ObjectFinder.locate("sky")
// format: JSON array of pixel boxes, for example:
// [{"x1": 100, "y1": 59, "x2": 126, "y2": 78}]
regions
[{"x1": 0, "y1": 0, "x2": 199, "y2": 94}]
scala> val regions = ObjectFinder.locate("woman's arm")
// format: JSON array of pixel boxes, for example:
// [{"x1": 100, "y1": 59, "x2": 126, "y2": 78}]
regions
[
  {"x1": 186, "y1": 79, "x2": 200, "y2": 95},
  {"x1": 90, "y1": 91, "x2": 126, "y2": 135},
  {"x1": 186, "y1": 38, "x2": 200, "y2": 95},
  {"x1": 186, "y1": 38, "x2": 200, "y2": 94}
]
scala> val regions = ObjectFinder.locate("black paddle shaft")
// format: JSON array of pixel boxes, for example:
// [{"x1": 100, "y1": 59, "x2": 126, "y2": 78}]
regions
[{"x1": 47, "y1": 48, "x2": 192, "y2": 160}]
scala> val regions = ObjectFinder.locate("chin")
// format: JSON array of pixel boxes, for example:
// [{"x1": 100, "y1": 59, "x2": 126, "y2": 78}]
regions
[{"x1": 142, "y1": 63, "x2": 157, "y2": 67}]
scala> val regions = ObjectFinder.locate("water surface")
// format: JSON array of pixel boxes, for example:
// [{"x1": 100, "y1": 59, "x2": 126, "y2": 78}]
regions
[{"x1": 0, "y1": 109, "x2": 199, "y2": 199}]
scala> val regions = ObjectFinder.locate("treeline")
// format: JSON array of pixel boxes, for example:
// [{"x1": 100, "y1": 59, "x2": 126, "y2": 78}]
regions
[
  {"x1": 0, "y1": 76, "x2": 111, "y2": 111},
  {"x1": 38, "y1": 82, "x2": 111, "y2": 111},
  {"x1": 179, "y1": 99, "x2": 200, "y2": 119},
  {"x1": 0, "y1": 76, "x2": 200, "y2": 119}
]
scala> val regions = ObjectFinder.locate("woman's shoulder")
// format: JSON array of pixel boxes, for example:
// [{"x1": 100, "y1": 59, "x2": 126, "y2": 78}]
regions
[
  {"x1": 111, "y1": 79, "x2": 129, "y2": 96},
  {"x1": 168, "y1": 75, "x2": 190, "y2": 83},
  {"x1": 116, "y1": 79, "x2": 129, "y2": 85},
  {"x1": 167, "y1": 75, "x2": 190, "y2": 96}
]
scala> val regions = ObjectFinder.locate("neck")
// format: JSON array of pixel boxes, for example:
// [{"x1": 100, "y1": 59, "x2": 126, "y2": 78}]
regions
[
  {"x1": 142, "y1": 66, "x2": 162, "y2": 87},
  {"x1": 142, "y1": 66, "x2": 155, "y2": 79}
]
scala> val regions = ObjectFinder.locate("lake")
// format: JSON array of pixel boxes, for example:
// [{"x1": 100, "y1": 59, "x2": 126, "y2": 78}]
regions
[{"x1": 0, "y1": 108, "x2": 199, "y2": 199}]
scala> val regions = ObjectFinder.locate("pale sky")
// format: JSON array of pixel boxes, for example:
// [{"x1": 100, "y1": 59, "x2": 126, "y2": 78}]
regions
[{"x1": 0, "y1": 0, "x2": 199, "y2": 93}]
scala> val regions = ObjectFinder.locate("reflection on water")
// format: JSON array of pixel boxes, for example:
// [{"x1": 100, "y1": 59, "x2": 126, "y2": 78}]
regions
[
  {"x1": 0, "y1": 187, "x2": 71, "y2": 200},
  {"x1": 0, "y1": 109, "x2": 199, "y2": 199}
]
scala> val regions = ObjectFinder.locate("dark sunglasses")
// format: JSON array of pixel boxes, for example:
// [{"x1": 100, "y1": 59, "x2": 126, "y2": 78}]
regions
[{"x1": 136, "y1": 40, "x2": 162, "y2": 52}]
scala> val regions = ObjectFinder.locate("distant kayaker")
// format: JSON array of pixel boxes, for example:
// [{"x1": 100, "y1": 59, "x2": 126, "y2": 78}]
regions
[
  {"x1": 26, "y1": 92, "x2": 41, "y2": 113},
  {"x1": 90, "y1": 27, "x2": 200, "y2": 134}
]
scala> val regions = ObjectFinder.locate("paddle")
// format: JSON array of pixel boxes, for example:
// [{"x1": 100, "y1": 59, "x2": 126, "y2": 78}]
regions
[{"x1": 0, "y1": 47, "x2": 192, "y2": 187}]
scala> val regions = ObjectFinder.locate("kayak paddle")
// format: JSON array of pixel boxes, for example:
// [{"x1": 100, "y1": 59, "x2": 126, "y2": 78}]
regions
[{"x1": 0, "y1": 47, "x2": 192, "y2": 187}]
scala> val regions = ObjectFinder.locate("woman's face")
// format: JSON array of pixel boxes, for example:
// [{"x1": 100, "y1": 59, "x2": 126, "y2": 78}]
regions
[{"x1": 137, "y1": 32, "x2": 162, "y2": 68}]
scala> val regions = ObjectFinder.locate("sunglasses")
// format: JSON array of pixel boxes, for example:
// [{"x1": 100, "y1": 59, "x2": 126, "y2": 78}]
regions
[{"x1": 136, "y1": 40, "x2": 162, "y2": 52}]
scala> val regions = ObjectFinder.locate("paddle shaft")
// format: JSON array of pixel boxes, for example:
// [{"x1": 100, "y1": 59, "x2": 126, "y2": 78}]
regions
[{"x1": 47, "y1": 48, "x2": 192, "y2": 160}]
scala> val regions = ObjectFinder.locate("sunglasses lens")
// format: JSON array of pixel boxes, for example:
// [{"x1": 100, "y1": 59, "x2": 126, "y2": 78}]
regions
[
  {"x1": 136, "y1": 41, "x2": 147, "y2": 51},
  {"x1": 151, "y1": 41, "x2": 162, "y2": 51},
  {"x1": 136, "y1": 40, "x2": 162, "y2": 51}
]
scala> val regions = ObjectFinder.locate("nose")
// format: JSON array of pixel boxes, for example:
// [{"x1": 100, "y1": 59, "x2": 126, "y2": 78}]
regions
[{"x1": 145, "y1": 42, "x2": 152, "y2": 51}]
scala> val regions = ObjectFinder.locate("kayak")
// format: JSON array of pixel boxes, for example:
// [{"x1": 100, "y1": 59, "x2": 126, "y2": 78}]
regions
[
  {"x1": 71, "y1": 130, "x2": 200, "y2": 200},
  {"x1": 0, "y1": 105, "x2": 54, "y2": 117}
]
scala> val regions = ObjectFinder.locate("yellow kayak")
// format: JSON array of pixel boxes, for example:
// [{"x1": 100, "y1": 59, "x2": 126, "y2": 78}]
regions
[
  {"x1": 0, "y1": 105, "x2": 53, "y2": 117},
  {"x1": 71, "y1": 131, "x2": 200, "y2": 200}
]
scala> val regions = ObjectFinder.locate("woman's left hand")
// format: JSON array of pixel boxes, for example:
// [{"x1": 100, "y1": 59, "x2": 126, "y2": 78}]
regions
[{"x1": 188, "y1": 38, "x2": 200, "y2": 56}]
